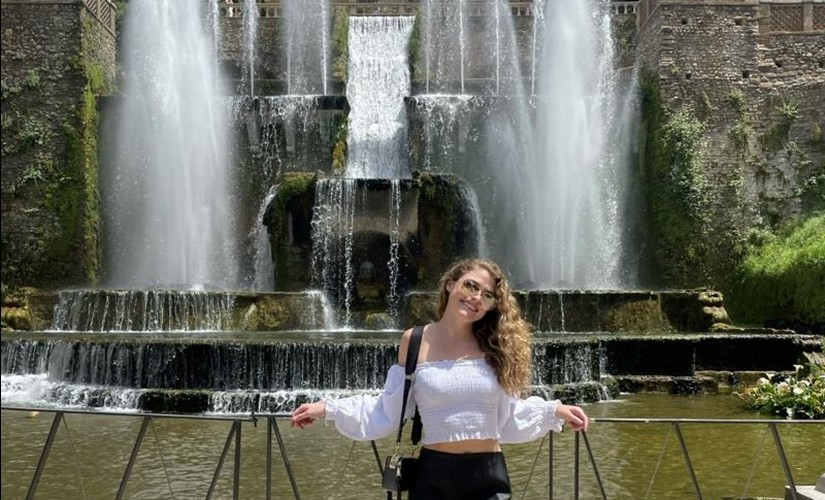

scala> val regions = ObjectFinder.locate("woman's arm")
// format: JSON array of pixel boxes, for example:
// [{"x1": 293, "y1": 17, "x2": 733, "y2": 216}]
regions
[
  {"x1": 498, "y1": 396, "x2": 589, "y2": 443},
  {"x1": 554, "y1": 403, "x2": 589, "y2": 432},
  {"x1": 290, "y1": 329, "x2": 417, "y2": 440}
]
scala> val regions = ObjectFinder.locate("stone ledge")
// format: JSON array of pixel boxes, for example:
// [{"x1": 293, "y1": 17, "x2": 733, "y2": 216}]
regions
[{"x1": 605, "y1": 375, "x2": 720, "y2": 394}]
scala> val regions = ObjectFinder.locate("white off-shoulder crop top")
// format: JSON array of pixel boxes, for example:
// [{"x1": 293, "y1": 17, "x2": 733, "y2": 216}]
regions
[{"x1": 324, "y1": 358, "x2": 565, "y2": 445}]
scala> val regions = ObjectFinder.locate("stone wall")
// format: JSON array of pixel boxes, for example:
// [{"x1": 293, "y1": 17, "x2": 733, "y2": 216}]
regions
[
  {"x1": 635, "y1": 0, "x2": 824, "y2": 290},
  {"x1": 1, "y1": 0, "x2": 117, "y2": 290}
]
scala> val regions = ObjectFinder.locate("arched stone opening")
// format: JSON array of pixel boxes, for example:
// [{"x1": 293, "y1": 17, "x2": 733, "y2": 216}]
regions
[{"x1": 350, "y1": 230, "x2": 417, "y2": 313}]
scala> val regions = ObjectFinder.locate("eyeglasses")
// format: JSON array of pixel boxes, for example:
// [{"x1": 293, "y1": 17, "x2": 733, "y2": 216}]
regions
[{"x1": 460, "y1": 279, "x2": 497, "y2": 310}]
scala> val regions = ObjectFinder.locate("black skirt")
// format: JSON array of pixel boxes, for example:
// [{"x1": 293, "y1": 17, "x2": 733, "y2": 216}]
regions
[{"x1": 409, "y1": 448, "x2": 512, "y2": 500}]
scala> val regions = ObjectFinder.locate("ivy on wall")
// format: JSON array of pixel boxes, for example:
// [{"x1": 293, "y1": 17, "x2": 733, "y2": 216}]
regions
[{"x1": 640, "y1": 72, "x2": 714, "y2": 287}]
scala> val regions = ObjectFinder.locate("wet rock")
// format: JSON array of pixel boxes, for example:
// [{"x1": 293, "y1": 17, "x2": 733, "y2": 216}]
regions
[
  {"x1": 1, "y1": 306, "x2": 32, "y2": 330},
  {"x1": 365, "y1": 313, "x2": 394, "y2": 329}
]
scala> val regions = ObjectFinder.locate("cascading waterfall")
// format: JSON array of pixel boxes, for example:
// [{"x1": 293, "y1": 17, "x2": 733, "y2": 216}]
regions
[
  {"x1": 310, "y1": 179, "x2": 423, "y2": 326},
  {"x1": 243, "y1": 0, "x2": 258, "y2": 95},
  {"x1": 102, "y1": 0, "x2": 239, "y2": 290},
  {"x1": 415, "y1": 0, "x2": 636, "y2": 289},
  {"x1": 49, "y1": 290, "x2": 236, "y2": 332},
  {"x1": 459, "y1": 182, "x2": 489, "y2": 258},
  {"x1": 523, "y1": 0, "x2": 635, "y2": 288},
  {"x1": 250, "y1": 186, "x2": 276, "y2": 291},
  {"x1": 386, "y1": 180, "x2": 402, "y2": 319},
  {"x1": 346, "y1": 16, "x2": 415, "y2": 178},
  {"x1": 229, "y1": 96, "x2": 330, "y2": 178},
  {"x1": 422, "y1": 0, "x2": 467, "y2": 94},
  {"x1": 1, "y1": 335, "x2": 605, "y2": 412},
  {"x1": 311, "y1": 179, "x2": 357, "y2": 325},
  {"x1": 208, "y1": 0, "x2": 221, "y2": 69},
  {"x1": 412, "y1": 95, "x2": 478, "y2": 171},
  {"x1": 283, "y1": 0, "x2": 330, "y2": 95},
  {"x1": 414, "y1": 0, "x2": 535, "y2": 281}
]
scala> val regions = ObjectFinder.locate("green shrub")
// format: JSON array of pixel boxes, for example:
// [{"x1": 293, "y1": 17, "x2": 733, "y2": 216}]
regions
[
  {"x1": 737, "y1": 352, "x2": 825, "y2": 419},
  {"x1": 729, "y1": 213, "x2": 825, "y2": 324}
]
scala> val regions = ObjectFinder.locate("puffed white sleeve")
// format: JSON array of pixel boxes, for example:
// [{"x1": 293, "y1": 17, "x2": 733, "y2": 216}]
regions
[
  {"x1": 498, "y1": 394, "x2": 565, "y2": 444},
  {"x1": 323, "y1": 364, "x2": 416, "y2": 441}
]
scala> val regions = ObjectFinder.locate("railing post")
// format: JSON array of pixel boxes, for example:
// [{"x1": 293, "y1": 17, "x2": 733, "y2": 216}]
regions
[
  {"x1": 574, "y1": 431, "x2": 580, "y2": 500},
  {"x1": 266, "y1": 417, "x2": 273, "y2": 500},
  {"x1": 115, "y1": 416, "x2": 151, "y2": 500},
  {"x1": 206, "y1": 421, "x2": 239, "y2": 500},
  {"x1": 370, "y1": 440, "x2": 384, "y2": 476},
  {"x1": 234, "y1": 420, "x2": 242, "y2": 500},
  {"x1": 548, "y1": 432, "x2": 553, "y2": 499},
  {"x1": 271, "y1": 418, "x2": 302, "y2": 499},
  {"x1": 581, "y1": 431, "x2": 607, "y2": 500},
  {"x1": 27, "y1": 411, "x2": 64, "y2": 500},
  {"x1": 770, "y1": 423, "x2": 798, "y2": 500},
  {"x1": 673, "y1": 423, "x2": 703, "y2": 500}
]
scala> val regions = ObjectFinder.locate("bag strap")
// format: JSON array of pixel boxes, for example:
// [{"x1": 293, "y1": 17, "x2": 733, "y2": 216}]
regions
[{"x1": 395, "y1": 325, "x2": 424, "y2": 445}]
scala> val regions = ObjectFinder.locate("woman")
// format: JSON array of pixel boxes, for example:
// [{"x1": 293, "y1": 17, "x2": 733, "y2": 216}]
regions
[{"x1": 291, "y1": 258, "x2": 589, "y2": 499}]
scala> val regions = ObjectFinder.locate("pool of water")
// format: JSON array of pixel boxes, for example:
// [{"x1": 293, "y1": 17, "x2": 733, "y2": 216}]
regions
[{"x1": 2, "y1": 394, "x2": 822, "y2": 499}]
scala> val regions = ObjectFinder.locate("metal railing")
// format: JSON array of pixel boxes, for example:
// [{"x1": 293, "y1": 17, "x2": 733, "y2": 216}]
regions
[{"x1": 2, "y1": 405, "x2": 821, "y2": 500}]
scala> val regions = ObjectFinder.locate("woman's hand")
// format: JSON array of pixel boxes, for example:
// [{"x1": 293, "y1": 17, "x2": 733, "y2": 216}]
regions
[
  {"x1": 291, "y1": 402, "x2": 326, "y2": 429},
  {"x1": 555, "y1": 404, "x2": 589, "y2": 432}
]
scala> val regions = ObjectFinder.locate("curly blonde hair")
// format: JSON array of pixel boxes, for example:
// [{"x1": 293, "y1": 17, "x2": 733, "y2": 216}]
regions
[{"x1": 435, "y1": 258, "x2": 533, "y2": 396}]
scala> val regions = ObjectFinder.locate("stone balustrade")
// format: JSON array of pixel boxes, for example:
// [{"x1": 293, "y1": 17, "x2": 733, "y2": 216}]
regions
[
  {"x1": 82, "y1": 0, "x2": 115, "y2": 34},
  {"x1": 216, "y1": 0, "x2": 639, "y2": 19}
]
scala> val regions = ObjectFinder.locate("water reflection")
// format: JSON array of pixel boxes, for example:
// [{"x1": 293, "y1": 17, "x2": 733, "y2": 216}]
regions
[{"x1": 2, "y1": 394, "x2": 822, "y2": 499}]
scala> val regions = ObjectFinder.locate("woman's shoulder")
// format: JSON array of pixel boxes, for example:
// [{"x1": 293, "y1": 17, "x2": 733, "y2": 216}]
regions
[
  {"x1": 398, "y1": 324, "x2": 427, "y2": 366},
  {"x1": 397, "y1": 327, "x2": 414, "y2": 366}
]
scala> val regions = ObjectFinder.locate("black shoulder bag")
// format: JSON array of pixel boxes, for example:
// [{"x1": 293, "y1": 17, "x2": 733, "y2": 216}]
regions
[{"x1": 382, "y1": 325, "x2": 424, "y2": 500}]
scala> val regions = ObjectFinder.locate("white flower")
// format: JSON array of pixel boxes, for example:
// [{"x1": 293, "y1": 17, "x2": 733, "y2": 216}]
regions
[{"x1": 793, "y1": 386, "x2": 804, "y2": 395}]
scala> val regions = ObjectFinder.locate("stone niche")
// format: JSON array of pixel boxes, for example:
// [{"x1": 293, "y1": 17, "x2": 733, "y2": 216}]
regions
[{"x1": 263, "y1": 171, "x2": 480, "y2": 312}]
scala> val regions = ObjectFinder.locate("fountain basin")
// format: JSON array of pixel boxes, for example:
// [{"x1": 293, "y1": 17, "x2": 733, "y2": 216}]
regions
[{"x1": 2, "y1": 331, "x2": 819, "y2": 414}]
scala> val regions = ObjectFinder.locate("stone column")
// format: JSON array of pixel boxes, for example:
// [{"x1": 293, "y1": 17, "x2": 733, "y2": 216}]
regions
[{"x1": 803, "y1": 1, "x2": 814, "y2": 32}]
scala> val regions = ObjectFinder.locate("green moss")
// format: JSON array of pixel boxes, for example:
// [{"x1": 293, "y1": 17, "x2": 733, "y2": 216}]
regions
[
  {"x1": 23, "y1": 69, "x2": 41, "y2": 90},
  {"x1": 728, "y1": 213, "x2": 825, "y2": 324},
  {"x1": 330, "y1": 116, "x2": 348, "y2": 174},
  {"x1": 640, "y1": 72, "x2": 712, "y2": 286},
  {"x1": 332, "y1": 9, "x2": 349, "y2": 84},
  {"x1": 603, "y1": 300, "x2": 667, "y2": 332},
  {"x1": 58, "y1": 84, "x2": 101, "y2": 282},
  {"x1": 409, "y1": 12, "x2": 423, "y2": 83},
  {"x1": 41, "y1": 45, "x2": 108, "y2": 283}
]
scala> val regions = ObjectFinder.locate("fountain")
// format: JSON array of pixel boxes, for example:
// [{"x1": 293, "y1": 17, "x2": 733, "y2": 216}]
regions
[
  {"x1": 102, "y1": 0, "x2": 240, "y2": 291},
  {"x1": 1, "y1": 0, "x2": 821, "y2": 418}
]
